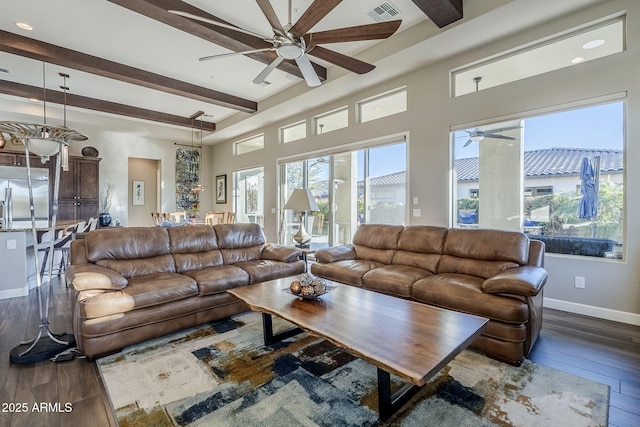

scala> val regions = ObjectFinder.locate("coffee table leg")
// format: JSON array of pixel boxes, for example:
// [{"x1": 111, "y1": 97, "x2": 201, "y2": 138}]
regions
[
  {"x1": 377, "y1": 368, "x2": 422, "y2": 422},
  {"x1": 261, "y1": 313, "x2": 303, "y2": 346}
]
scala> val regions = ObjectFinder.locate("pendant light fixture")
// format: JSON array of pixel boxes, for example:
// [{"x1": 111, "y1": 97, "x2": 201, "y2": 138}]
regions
[
  {"x1": 192, "y1": 116, "x2": 206, "y2": 193},
  {"x1": 0, "y1": 63, "x2": 87, "y2": 162},
  {"x1": 188, "y1": 110, "x2": 205, "y2": 194}
]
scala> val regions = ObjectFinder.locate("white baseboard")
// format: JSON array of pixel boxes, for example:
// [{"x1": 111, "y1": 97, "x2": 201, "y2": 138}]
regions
[
  {"x1": 544, "y1": 297, "x2": 640, "y2": 326},
  {"x1": 0, "y1": 287, "x2": 29, "y2": 300}
]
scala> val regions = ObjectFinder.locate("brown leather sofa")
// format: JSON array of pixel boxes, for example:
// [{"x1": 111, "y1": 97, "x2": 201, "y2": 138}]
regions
[
  {"x1": 310, "y1": 224, "x2": 548, "y2": 365},
  {"x1": 67, "y1": 223, "x2": 305, "y2": 359}
]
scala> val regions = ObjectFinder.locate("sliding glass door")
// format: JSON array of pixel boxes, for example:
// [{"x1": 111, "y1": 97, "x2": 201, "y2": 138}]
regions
[
  {"x1": 279, "y1": 139, "x2": 406, "y2": 247},
  {"x1": 233, "y1": 166, "x2": 264, "y2": 225}
]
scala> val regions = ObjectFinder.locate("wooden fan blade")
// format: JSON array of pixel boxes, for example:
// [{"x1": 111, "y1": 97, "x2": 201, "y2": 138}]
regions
[
  {"x1": 256, "y1": 0, "x2": 285, "y2": 35},
  {"x1": 291, "y1": 0, "x2": 342, "y2": 37},
  {"x1": 253, "y1": 56, "x2": 284, "y2": 85},
  {"x1": 200, "y1": 48, "x2": 275, "y2": 62},
  {"x1": 169, "y1": 10, "x2": 272, "y2": 41},
  {"x1": 307, "y1": 45, "x2": 375, "y2": 74},
  {"x1": 295, "y1": 55, "x2": 321, "y2": 87},
  {"x1": 305, "y1": 20, "x2": 401, "y2": 44}
]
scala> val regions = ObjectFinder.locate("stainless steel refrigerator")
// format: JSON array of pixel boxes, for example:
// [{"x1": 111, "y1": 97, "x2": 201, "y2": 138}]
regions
[{"x1": 0, "y1": 165, "x2": 50, "y2": 229}]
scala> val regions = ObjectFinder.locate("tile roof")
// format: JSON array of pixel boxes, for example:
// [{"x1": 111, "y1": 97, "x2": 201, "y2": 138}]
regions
[
  {"x1": 456, "y1": 147, "x2": 623, "y2": 182},
  {"x1": 351, "y1": 148, "x2": 622, "y2": 188}
]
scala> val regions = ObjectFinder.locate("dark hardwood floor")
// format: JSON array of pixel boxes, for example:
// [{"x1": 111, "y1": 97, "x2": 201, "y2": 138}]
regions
[{"x1": 1, "y1": 278, "x2": 638, "y2": 427}]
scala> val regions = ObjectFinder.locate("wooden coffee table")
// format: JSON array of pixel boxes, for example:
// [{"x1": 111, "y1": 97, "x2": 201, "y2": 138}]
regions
[{"x1": 229, "y1": 277, "x2": 487, "y2": 421}]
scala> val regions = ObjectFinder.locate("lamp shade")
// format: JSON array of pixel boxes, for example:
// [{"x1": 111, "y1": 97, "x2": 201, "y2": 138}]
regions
[
  {"x1": 284, "y1": 188, "x2": 318, "y2": 212},
  {"x1": 27, "y1": 138, "x2": 61, "y2": 157}
]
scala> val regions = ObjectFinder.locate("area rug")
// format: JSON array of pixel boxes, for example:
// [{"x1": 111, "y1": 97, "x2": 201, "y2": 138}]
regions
[{"x1": 97, "y1": 312, "x2": 609, "y2": 426}]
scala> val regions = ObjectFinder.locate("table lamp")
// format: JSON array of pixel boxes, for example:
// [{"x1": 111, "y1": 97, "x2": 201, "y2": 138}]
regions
[{"x1": 284, "y1": 188, "x2": 318, "y2": 248}]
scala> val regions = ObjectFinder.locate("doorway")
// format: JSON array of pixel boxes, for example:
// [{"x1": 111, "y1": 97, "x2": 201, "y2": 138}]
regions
[{"x1": 128, "y1": 158, "x2": 160, "y2": 227}]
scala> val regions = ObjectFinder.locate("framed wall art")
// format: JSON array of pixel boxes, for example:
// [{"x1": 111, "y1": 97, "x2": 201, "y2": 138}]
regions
[
  {"x1": 133, "y1": 180, "x2": 145, "y2": 205},
  {"x1": 216, "y1": 174, "x2": 227, "y2": 204}
]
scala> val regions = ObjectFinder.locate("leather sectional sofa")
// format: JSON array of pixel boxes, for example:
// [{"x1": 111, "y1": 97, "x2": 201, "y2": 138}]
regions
[
  {"x1": 310, "y1": 224, "x2": 548, "y2": 365},
  {"x1": 66, "y1": 223, "x2": 305, "y2": 359}
]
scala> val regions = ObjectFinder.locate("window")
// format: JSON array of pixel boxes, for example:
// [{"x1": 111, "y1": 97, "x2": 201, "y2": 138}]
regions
[
  {"x1": 234, "y1": 134, "x2": 264, "y2": 155},
  {"x1": 280, "y1": 121, "x2": 306, "y2": 144},
  {"x1": 313, "y1": 106, "x2": 348, "y2": 135},
  {"x1": 233, "y1": 167, "x2": 264, "y2": 225},
  {"x1": 452, "y1": 18, "x2": 624, "y2": 97},
  {"x1": 452, "y1": 100, "x2": 625, "y2": 259},
  {"x1": 358, "y1": 87, "x2": 407, "y2": 123},
  {"x1": 278, "y1": 139, "x2": 406, "y2": 246}
]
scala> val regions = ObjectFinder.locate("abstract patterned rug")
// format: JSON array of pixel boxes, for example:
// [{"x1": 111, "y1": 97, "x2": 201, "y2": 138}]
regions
[{"x1": 97, "y1": 312, "x2": 609, "y2": 426}]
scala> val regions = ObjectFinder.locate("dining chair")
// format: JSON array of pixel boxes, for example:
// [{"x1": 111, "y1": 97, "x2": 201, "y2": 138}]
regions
[
  {"x1": 204, "y1": 212, "x2": 216, "y2": 225},
  {"x1": 226, "y1": 212, "x2": 236, "y2": 224},
  {"x1": 169, "y1": 211, "x2": 187, "y2": 222}
]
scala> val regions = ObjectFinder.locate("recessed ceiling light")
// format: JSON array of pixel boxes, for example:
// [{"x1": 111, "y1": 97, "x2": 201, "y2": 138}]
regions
[
  {"x1": 571, "y1": 56, "x2": 585, "y2": 64},
  {"x1": 16, "y1": 22, "x2": 33, "y2": 31},
  {"x1": 583, "y1": 39, "x2": 605, "y2": 49}
]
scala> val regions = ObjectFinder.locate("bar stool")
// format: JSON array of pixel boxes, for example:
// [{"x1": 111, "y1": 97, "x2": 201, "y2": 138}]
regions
[{"x1": 38, "y1": 232, "x2": 74, "y2": 283}]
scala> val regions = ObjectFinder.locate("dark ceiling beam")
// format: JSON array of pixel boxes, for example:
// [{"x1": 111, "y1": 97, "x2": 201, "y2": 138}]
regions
[
  {"x1": 0, "y1": 30, "x2": 257, "y2": 114},
  {"x1": 0, "y1": 80, "x2": 216, "y2": 131},
  {"x1": 107, "y1": 0, "x2": 327, "y2": 82},
  {"x1": 411, "y1": 0, "x2": 463, "y2": 28}
]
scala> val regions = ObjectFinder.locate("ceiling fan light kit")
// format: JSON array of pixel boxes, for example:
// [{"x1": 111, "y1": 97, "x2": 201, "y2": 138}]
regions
[{"x1": 170, "y1": 0, "x2": 401, "y2": 87}]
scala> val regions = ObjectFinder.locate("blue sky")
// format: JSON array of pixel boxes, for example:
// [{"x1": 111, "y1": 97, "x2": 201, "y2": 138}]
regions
[
  {"x1": 356, "y1": 101, "x2": 623, "y2": 178},
  {"x1": 454, "y1": 101, "x2": 624, "y2": 159}
]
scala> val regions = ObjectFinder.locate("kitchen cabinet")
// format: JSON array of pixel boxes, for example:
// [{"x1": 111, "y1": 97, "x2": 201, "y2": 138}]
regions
[
  {"x1": 0, "y1": 151, "x2": 43, "y2": 167},
  {"x1": 51, "y1": 156, "x2": 100, "y2": 222}
]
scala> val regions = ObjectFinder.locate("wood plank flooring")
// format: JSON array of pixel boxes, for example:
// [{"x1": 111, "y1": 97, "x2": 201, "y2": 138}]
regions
[{"x1": 0, "y1": 278, "x2": 638, "y2": 426}]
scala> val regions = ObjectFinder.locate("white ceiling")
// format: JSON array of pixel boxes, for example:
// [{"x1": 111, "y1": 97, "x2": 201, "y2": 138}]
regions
[{"x1": 0, "y1": 0, "x2": 607, "y2": 144}]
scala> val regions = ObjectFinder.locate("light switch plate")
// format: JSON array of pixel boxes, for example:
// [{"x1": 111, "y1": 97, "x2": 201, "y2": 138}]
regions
[
  {"x1": 6, "y1": 239, "x2": 16, "y2": 250},
  {"x1": 412, "y1": 209, "x2": 421, "y2": 217}
]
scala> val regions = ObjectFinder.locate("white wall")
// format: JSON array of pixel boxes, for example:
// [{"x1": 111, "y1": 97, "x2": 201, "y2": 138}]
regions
[
  {"x1": 210, "y1": 0, "x2": 640, "y2": 322},
  {"x1": 62, "y1": 130, "x2": 213, "y2": 227}
]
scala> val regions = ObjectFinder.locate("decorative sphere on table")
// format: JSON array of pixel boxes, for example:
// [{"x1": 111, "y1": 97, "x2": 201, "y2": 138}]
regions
[{"x1": 290, "y1": 280, "x2": 302, "y2": 295}]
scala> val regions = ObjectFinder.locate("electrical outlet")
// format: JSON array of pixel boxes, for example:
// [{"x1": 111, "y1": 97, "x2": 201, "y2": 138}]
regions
[
  {"x1": 413, "y1": 196, "x2": 418, "y2": 205},
  {"x1": 574, "y1": 276, "x2": 586, "y2": 289}
]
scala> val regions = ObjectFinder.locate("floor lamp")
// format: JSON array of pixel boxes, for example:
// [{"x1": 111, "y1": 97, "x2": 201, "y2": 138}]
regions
[{"x1": 1, "y1": 71, "x2": 88, "y2": 363}]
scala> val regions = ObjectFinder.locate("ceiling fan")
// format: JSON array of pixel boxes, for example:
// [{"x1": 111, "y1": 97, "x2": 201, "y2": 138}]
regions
[
  {"x1": 462, "y1": 126, "x2": 521, "y2": 147},
  {"x1": 169, "y1": 0, "x2": 401, "y2": 87}
]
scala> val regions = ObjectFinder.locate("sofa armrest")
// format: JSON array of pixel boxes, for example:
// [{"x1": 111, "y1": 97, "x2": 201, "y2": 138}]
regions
[
  {"x1": 482, "y1": 266, "x2": 548, "y2": 297},
  {"x1": 261, "y1": 244, "x2": 302, "y2": 263},
  {"x1": 66, "y1": 264, "x2": 128, "y2": 291},
  {"x1": 314, "y1": 244, "x2": 356, "y2": 264}
]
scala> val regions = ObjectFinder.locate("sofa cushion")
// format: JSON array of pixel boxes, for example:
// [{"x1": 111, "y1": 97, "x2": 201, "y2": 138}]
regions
[
  {"x1": 182, "y1": 265, "x2": 249, "y2": 295},
  {"x1": 96, "y1": 254, "x2": 176, "y2": 279},
  {"x1": 236, "y1": 260, "x2": 306, "y2": 284},
  {"x1": 215, "y1": 223, "x2": 266, "y2": 265},
  {"x1": 167, "y1": 224, "x2": 218, "y2": 253},
  {"x1": 362, "y1": 265, "x2": 433, "y2": 298},
  {"x1": 411, "y1": 273, "x2": 529, "y2": 324},
  {"x1": 437, "y1": 255, "x2": 519, "y2": 279},
  {"x1": 310, "y1": 260, "x2": 384, "y2": 287},
  {"x1": 86, "y1": 227, "x2": 170, "y2": 262},
  {"x1": 392, "y1": 225, "x2": 447, "y2": 272},
  {"x1": 353, "y1": 224, "x2": 403, "y2": 264},
  {"x1": 442, "y1": 228, "x2": 530, "y2": 265},
  {"x1": 125, "y1": 273, "x2": 198, "y2": 309}
]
